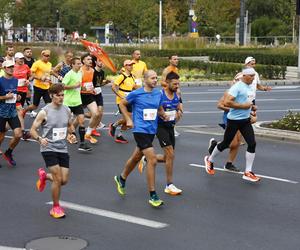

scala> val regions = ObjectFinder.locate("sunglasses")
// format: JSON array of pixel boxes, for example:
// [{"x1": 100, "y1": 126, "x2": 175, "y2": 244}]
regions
[{"x1": 43, "y1": 54, "x2": 50, "y2": 57}]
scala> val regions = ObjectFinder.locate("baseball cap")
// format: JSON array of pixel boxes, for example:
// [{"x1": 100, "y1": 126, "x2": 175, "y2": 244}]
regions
[
  {"x1": 15, "y1": 52, "x2": 24, "y2": 59},
  {"x1": 244, "y1": 56, "x2": 255, "y2": 65},
  {"x1": 123, "y1": 60, "x2": 135, "y2": 66},
  {"x1": 242, "y1": 67, "x2": 256, "y2": 75},
  {"x1": 2, "y1": 60, "x2": 15, "y2": 68}
]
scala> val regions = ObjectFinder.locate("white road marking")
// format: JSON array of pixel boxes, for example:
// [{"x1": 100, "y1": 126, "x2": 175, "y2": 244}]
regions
[
  {"x1": 183, "y1": 129, "x2": 223, "y2": 136},
  {"x1": 272, "y1": 86, "x2": 300, "y2": 89},
  {"x1": 175, "y1": 109, "x2": 300, "y2": 114},
  {"x1": 0, "y1": 247, "x2": 25, "y2": 250},
  {"x1": 189, "y1": 164, "x2": 298, "y2": 184},
  {"x1": 187, "y1": 98, "x2": 300, "y2": 103},
  {"x1": 46, "y1": 201, "x2": 169, "y2": 229}
]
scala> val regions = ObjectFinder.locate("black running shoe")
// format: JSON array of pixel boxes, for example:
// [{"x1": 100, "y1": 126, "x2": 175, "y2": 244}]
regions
[
  {"x1": 115, "y1": 135, "x2": 128, "y2": 144},
  {"x1": 78, "y1": 142, "x2": 93, "y2": 152},
  {"x1": 208, "y1": 138, "x2": 218, "y2": 155},
  {"x1": 224, "y1": 162, "x2": 240, "y2": 172},
  {"x1": 109, "y1": 123, "x2": 116, "y2": 137}
]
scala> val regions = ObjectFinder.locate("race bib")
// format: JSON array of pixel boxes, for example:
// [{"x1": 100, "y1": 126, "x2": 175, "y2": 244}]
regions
[
  {"x1": 52, "y1": 127, "x2": 67, "y2": 141},
  {"x1": 18, "y1": 78, "x2": 26, "y2": 87},
  {"x1": 94, "y1": 87, "x2": 102, "y2": 95},
  {"x1": 135, "y1": 79, "x2": 143, "y2": 86},
  {"x1": 143, "y1": 109, "x2": 157, "y2": 121},
  {"x1": 165, "y1": 110, "x2": 176, "y2": 121},
  {"x1": 83, "y1": 82, "x2": 94, "y2": 91},
  {"x1": 5, "y1": 94, "x2": 17, "y2": 104}
]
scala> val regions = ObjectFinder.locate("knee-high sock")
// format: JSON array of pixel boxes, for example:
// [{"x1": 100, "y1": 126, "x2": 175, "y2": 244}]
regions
[
  {"x1": 245, "y1": 151, "x2": 255, "y2": 172},
  {"x1": 208, "y1": 146, "x2": 221, "y2": 162}
]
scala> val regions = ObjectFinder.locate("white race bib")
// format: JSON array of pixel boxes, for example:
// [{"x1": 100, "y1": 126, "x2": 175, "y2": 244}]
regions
[
  {"x1": 165, "y1": 110, "x2": 176, "y2": 121},
  {"x1": 5, "y1": 94, "x2": 17, "y2": 104},
  {"x1": 143, "y1": 109, "x2": 157, "y2": 121},
  {"x1": 94, "y1": 87, "x2": 102, "y2": 95},
  {"x1": 52, "y1": 127, "x2": 67, "y2": 141},
  {"x1": 18, "y1": 78, "x2": 26, "y2": 87},
  {"x1": 135, "y1": 79, "x2": 143, "y2": 86},
  {"x1": 83, "y1": 82, "x2": 94, "y2": 91}
]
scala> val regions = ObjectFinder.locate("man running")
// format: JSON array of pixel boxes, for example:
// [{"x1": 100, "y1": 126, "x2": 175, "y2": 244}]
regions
[
  {"x1": 13, "y1": 52, "x2": 32, "y2": 140},
  {"x1": 0, "y1": 60, "x2": 22, "y2": 166},
  {"x1": 23, "y1": 47, "x2": 35, "y2": 68},
  {"x1": 204, "y1": 68, "x2": 260, "y2": 182},
  {"x1": 138, "y1": 71, "x2": 183, "y2": 195},
  {"x1": 30, "y1": 84, "x2": 76, "y2": 219},
  {"x1": 53, "y1": 50, "x2": 73, "y2": 81},
  {"x1": 22, "y1": 50, "x2": 53, "y2": 116},
  {"x1": 131, "y1": 50, "x2": 148, "y2": 87},
  {"x1": 109, "y1": 59, "x2": 137, "y2": 143},
  {"x1": 80, "y1": 53, "x2": 100, "y2": 143},
  {"x1": 4, "y1": 45, "x2": 15, "y2": 63},
  {"x1": 114, "y1": 70, "x2": 167, "y2": 207},
  {"x1": 62, "y1": 57, "x2": 92, "y2": 151}
]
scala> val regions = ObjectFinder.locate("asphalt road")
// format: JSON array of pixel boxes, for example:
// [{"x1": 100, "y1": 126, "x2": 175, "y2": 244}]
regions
[{"x1": 0, "y1": 85, "x2": 300, "y2": 250}]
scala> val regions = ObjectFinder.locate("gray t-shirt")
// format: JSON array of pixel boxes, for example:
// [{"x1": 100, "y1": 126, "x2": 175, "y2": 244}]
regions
[{"x1": 40, "y1": 103, "x2": 71, "y2": 153}]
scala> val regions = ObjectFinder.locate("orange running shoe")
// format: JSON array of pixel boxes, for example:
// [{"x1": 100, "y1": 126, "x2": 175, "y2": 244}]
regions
[
  {"x1": 242, "y1": 171, "x2": 261, "y2": 182},
  {"x1": 138, "y1": 156, "x2": 146, "y2": 174},
  {"x1": 36, "y1": 168, "x2": 47, "y2": 192},
  {"x1": 204, "y1": 155, "x2": 215, "y2": 175},
  {"x1": 85, "y1": 134, "x2": 98, "y2": 144}
]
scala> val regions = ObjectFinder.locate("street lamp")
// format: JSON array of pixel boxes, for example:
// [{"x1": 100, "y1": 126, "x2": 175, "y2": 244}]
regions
[
  {"x1": 239, "y1": 0, "x2": 245, "y2": 46},
  {"x1": 159, "y1": 0, "x2": 162, "y2": 50}
]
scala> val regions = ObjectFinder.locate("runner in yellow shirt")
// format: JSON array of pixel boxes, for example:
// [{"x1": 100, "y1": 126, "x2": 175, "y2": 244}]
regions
[
  {"x1": 131, "y1": 50, "x2": 147, "y2": 88},
  {"x1": 109, "y1": 59, "x2": 137, "y2": 144}
]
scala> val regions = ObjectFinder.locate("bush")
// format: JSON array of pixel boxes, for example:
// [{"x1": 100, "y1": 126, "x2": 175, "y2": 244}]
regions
[{"x1": 268, "y1": 111, "x2": 300, "y2": 132}]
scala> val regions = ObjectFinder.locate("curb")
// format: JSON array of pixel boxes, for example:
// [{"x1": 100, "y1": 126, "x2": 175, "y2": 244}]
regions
[{"x1": 254, "y1": 121, "x2": 300, "y2": 142}]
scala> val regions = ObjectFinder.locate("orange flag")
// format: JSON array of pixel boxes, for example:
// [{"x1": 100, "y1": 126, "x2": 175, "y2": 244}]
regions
[{"x1": 80, "y1": 40, "x2": 117, "y2": 73}]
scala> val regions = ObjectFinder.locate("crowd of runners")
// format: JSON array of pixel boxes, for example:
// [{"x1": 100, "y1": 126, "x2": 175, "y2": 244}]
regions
[{"x1": 0, "y1": 44, "x2": 270, "y2": 218}]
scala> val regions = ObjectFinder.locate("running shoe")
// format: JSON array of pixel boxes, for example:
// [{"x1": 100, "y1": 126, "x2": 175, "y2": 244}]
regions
[
  {"x1": 208, "y1": 138, "x2": 217, "y2": 155},
  {"x1": 109, "y1": 123, "x2": 116, "y2": 137},
  {"x1": 30, "y1": 110, "x2": 37, "y2": 118},
  {"x1": 78, "y1": 142, "x2": 93, "y2": 152},
  {"x1": 36, "y1": 168, "x2": 47, "y2": 192},
  {"x1": 49, "y1": 205, "x2": 65, "y2": 219},
  {"x1": 85, "y1": 134, "x2": 98, "y2": 144},
  {"x1": 174, "y1": 128, "x2": 180, "y2": 137},
  {"x1": 149, "y1": 194, "x2": 164, "y2": 207},
  {"x1": 164, "y1": 184, "x2": 182, "y2": 195},
  {"x1": 91, "y1": 129, "x2": 101, "y2": 137},
  {"x1": 204, "y1": 155, "x2": 215, "y2": 175},
  {"x1": 22, "y1": 131, "x2": 31, "y2": 141},
  {"x1": 97, "y1": 122, "x2": 106, "y2": 129},
  {"x1": 242, "y1": 171, "x2": 261, "y2": 182},
  {"x1": 138, "y1": 156, "x2": 146, "y2": 174},
  {"x1": 3, "y1": 152, "x2": 16, "y2": 166},
  {"x1": 114, "y1": 176, "x2": 126, "y2": 196},
  {"x1": 224, "y1": 162, "x2": 240, "y2": 172},
  {"x1": 115, "y1": 135, "x2": 128, "y2": 144}
]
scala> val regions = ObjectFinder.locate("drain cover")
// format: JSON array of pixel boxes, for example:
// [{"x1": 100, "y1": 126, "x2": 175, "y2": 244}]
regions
[{"x1": 25, "y1": 236, "x2": 88, "y2": 250}]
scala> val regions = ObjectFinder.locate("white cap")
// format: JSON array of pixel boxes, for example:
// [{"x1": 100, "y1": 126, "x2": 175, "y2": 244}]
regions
[
  {"x1": 2, "y1": 60, "x2": 14, "y2": 68},
  {"x1": 15, "y1": 52, "x2": 24, "y2": 59},
  {"x1": 242, "y1": 67, "x2": 256, "y2": 75},
  {"x1": 244, "y1": 56, "x2": 255, "y2": 65}
]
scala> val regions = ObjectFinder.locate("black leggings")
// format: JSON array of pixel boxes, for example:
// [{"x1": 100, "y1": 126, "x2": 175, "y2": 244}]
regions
[{"x1": 217, "y1": 118, "x2": 256, "y2": 153}]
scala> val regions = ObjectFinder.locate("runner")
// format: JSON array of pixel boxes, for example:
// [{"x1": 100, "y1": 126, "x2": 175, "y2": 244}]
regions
[
  {"x1": 161, "y1": 54, "x2": 182, "y2": 137},
  {"x1": 131, "y1": 50, "x2": 148, "y2": 87},
  {"x1": 13, "y1": 52, "x2": 32, "y2": 140},
  {"x1": 80, "y1": 53, "x2": 100, "y2": 143},
  {"x1": 22, "y1": 50, "x2": 53, "y2": 116},
  {"x1": 0, "y1": 60, "x2": 22, "y2": 166},
  {"x1": 109, "y1": 59, "x2": 137, "y2": 143},
  {"x1": 53, "y1": 50, "x2": 73, "y2": 81},
  {"x1": 30, "y1": 84, "x2": 76, "y2": 219},
  {"x1": 114, "y1": 70, "x2": 167, "y2": 207},
  {"x1": 204, "y1": 68, "x2": 260, "y2": 182},
  {"x1": 92, "y1": 58, "x2": 110, "y2": 131},
  {"x1": 138, "y1": 71, "x2": 183, "y2": 195},
  {"x1": 62, "y1": 57, "x2": 92, "y2": 151},
  {"x1": 4, "y1": 45, "x2": 15, "y2": 63},
  {"x1": 23, "y1": 47, "x2": 35, "y2": 68}
]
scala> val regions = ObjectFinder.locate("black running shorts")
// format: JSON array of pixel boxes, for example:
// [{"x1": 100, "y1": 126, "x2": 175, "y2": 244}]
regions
[
  {"x1": 0, "y1": 116, "x2": 21, "y2": 132},
  {"x1": 41, "y1": 151, "x2": 70, "y2": 168},
  {"x1": 156, "y1": 124, "x2": 175, "y2": 148},
  {"x1": 133, "y1": 132, "x2": 155, "y2": 150}
]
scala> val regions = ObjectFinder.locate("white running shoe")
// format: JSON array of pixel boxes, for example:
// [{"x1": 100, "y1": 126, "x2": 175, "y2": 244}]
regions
[
  {"x1": 164, "y1": 184, "x2": 182, "y2": 195},
  {"x1": 97, "y1": 122, "x2": 106, "y2": 129},
  {"x1": 174, "y1": 128, "x2": 180, "y2": 137},
  {"x1": 30, "y1": 111, "x2": 37, "y2": 118}
]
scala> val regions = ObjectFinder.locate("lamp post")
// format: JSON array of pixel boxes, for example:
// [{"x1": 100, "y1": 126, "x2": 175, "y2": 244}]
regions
[
  {"x1": 239, "y1": 0, "x2": 245, "y2": 46},
  {"x1": 56, "y1": 9, "x2": 60, "y2": 45},
  {"x1": 159, "y1": 0, "x2": 162, "y2": 50}
]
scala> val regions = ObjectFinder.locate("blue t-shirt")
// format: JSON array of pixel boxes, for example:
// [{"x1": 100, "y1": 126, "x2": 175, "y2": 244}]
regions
[
  {"x1": 158, "y1": 89, "x2": 179, "y2": 127},
  {"x1": 0, "y1": 76, "x2": 18, "y2": 118},
  {"x1": 227, "y1": 81, "x2": 254, "y2": 120},
  {"x1": 126, "y1": 87, "x2": 162, "y2": 134}
]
